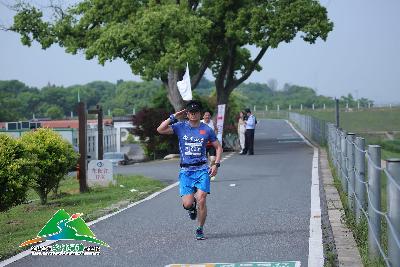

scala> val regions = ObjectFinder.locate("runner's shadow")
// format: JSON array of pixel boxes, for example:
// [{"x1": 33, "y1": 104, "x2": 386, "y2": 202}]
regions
[{"x1": 216, "y1": 175, "x2": 279, "y2": 182}]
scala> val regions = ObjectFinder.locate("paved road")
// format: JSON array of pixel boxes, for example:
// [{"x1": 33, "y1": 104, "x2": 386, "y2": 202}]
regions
[{"x1": 6, "y1": 119, "x2": 315, "y2": 267}]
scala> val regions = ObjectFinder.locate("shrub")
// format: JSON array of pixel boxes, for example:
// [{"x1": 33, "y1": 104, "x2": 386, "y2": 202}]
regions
[
  {"x1": 132, "y1": 108, "x2": 179, "y2": 159},
  {"x1": 125, "y1": 133, "x2": 138, "y2": 144},
  {"x1": 0, "y1": 134, "x2": 32, "y2": 211},
  {"x1": 19, "y1": 128, "x2": 78, "y2": 204}
]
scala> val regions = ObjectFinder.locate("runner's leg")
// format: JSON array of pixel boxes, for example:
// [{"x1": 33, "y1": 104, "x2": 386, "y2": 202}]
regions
[
  {"x1": 196, "y1": 189, "x2": 207, "y2": 227},
  {"x1": 182, "y1": 194, "x2": 195, "y2": 209}
]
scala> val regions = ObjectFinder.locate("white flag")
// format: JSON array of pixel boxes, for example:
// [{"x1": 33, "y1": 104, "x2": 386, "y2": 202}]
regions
[{"x1": 177, "y1": 63, "x2": 192, "y2": 101}]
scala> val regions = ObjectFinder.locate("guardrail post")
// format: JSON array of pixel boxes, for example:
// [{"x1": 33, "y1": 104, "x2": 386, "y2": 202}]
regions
[
  {"x1": 336, "y1": 129, "x2": 341, "y2": 171},
  {"x1": 333, "y1": 126, "x2": 337, "y2": 162},
  {"x1": 340, "y1": 130, "x2": 348, "y2": 193},
  {"x1": 335, "y1": 98, "x2": 340, "y2": 128},
  {"x1": 328, "y1": 125, "x2": 334, "y2": 158},
  {"x1": 368, "y1": 145, "x2": 381, "y2": 259},
  {"x1": 386, "y1": 158, "x2": 400, "y2": 267},
  {"x1": 355, "y1": 137, "x2": 366, "y2": 223},
  {"x1": 347, "y1": 133, "x2": 356, "y2": 213}
]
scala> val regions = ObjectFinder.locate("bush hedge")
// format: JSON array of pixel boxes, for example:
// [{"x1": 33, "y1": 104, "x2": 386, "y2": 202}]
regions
[
  {"x1": 0, "y1": 134, "x2": 33, "y2": 211},
  {"x1": 19, "y1": 128, "x2": 78, "y2": 205}
]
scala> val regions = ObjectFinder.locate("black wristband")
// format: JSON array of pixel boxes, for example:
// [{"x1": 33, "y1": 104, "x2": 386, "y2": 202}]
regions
[{"x1": 215, "y1": 162, "x2": 220, "y2": 168}]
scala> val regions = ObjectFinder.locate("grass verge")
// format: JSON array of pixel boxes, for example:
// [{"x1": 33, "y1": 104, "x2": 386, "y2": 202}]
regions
[
  {"x1": 0, "y1": 174, "x2": 166, "y2": 261},
  {"x1": 299, "y1": 108, "x2": 400, "y2": 132}
]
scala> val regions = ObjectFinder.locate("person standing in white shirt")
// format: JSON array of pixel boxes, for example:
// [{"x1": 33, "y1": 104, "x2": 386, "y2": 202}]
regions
[{"x1": 240, "y1": 108, "x2": 256, "y2": 155}]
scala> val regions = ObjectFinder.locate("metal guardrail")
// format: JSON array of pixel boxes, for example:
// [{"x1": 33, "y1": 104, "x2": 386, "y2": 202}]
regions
[
  {"x1": 289, "y1": 112, "x2": 400, "y2": 266},
  {"x1": 288, "y1": 112, "x2": 328, "y2": 146}
]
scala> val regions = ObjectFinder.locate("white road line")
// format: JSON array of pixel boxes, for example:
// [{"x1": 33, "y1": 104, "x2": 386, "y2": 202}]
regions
[
  {"x1": 286, "y1": 120, "x2": 323, "y2": 267},
  {"x1": 0, "y1": 182, "x2": 180, "y2": 267},
  {"x1": 221, "y1": 152, "x2": 235, "y2": 161},
  {"x1": 1, "y1": 152, "x2": 234, "y2": 267}
]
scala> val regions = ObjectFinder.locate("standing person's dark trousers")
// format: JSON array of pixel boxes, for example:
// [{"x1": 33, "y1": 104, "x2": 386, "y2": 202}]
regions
[{"x1": 241, "y1": 129, "x2": 255, "y2": 155}]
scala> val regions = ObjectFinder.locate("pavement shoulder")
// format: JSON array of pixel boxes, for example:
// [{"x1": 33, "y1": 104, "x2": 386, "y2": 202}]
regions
[{"x1": 320, "y1": 148, "x2": 363, "y2": 267}]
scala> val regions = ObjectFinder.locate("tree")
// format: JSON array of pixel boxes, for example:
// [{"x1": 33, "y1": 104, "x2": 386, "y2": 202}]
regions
[
  {"x1": 206, "y1": 1, "x2": 333, "y2": 111},
  {"x1": 267, "y1": 79, "x2": 278, "y2": 91},
  {"x1": 132, "y1": 108, "x2": 178, "y2": 159},
  {"x1": 46, "y1": 105, "x2": 64, "y2": 119},
  {"x1": 10, "y1": 0, "x2": 332, "y2": 117},
  {"x1": 10, "y1": 1, "x2": 211, "y2": 111},
  {"x1": 0, "y1": 80, "x2": 38, "y2": 121}
]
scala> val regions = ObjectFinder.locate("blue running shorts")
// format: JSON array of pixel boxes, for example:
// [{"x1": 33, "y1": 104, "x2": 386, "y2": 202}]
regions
[{"x1": 179, "y1": 168, "x2": 210, "y2": 196}]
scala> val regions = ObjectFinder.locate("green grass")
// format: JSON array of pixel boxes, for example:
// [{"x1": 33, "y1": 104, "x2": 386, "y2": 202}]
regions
[
  {"x1": 379, "y1": 140, "x2": 400, "y2": 153},
  {"x1": 300, "y1": 108, "x2": 400, "y2": 158},
  {"x1": 0, "y1": 174, "x2": 165, "y2": 260},
  {"x1": 300, "y1": 108, "x2": 400, "y2": 132},
  {"x1": 382, "y1": 149, "x2": 400, "y2": 160},
  {"x1": 328, "y1": 157, "x2": 387, "y2": 266}
]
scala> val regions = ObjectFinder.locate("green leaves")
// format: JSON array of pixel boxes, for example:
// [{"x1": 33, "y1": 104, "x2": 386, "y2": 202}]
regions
[
  {"x1": 19, "y1": 128, "x2": 79, "y2": 204},
  {"x1": 12, "y1": 1, "x2": 211, "y2": 80},
  {"x1": 12, "y1": 6, "x2": 55, "y2": 48},
  {"x1": 10, "y1": 0, "x2": 333, "y2": 109},
  {"x1": 0, "y1": 134, "x2": 33, "y2": 211}
]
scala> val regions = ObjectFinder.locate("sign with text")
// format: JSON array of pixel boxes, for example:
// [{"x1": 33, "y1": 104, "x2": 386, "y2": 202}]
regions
[
  {"x1": 216, "y1": 104, "x2": 226, "y2": 144},
  {"x1": 88, "y1": 160, "x2": 114, "y2": 187}
]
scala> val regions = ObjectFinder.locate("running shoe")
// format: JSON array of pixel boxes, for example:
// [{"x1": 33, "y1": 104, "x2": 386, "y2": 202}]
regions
[
  {"x1": 210, "y1": 176, "x2": 216, "y2": 181},
  {"x1": 196, "y1": 227, "x2": 205, "y2": 240},
  {"x1": 188, "y1": 200, "x2": 197, "y2": 220}
]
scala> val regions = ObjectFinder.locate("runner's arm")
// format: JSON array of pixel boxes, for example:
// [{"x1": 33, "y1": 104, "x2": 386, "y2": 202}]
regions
[
  {"x1": 209, "y1": 140, "x2": 223, "y2": 176},
  {"x1": 157, "y1": 109, "x2": 186, "y2": 135},
  {"x1": 211, "y1": 140, "x2": 223, "y2": 164},
  {"x1": 157, "y1": 120, "x2": 174, "y2": 135}
]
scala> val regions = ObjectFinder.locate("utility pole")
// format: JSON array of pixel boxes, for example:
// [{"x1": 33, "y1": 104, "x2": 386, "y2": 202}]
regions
[
  {"x1": 77, "y1": 102, "x2": 88, "y2": 193},
  {"x1": 335, "y1": 98, "x2": 340, "y2": 128},
  {"x1": 88, "y1": 105, "x2": 104, "y2": 160}
]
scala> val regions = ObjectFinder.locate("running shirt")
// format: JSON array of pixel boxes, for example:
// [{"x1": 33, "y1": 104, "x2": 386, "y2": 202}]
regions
[{"x1": 171, "y1": 121, "x2": 217, "y2": 169}]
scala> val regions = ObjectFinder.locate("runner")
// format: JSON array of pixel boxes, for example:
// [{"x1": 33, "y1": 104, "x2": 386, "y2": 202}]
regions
[
  {"x1": 201, "y1": 111, "x2": 218, "y2": 181},
  {"x1": 157, "y1": 100, "x2": 223, "y2": 240}
]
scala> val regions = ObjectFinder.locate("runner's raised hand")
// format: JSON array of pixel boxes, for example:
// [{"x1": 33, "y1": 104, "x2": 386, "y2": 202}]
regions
[{"x1": 174, "y1": 109, "x2": 187, "y2": 120}]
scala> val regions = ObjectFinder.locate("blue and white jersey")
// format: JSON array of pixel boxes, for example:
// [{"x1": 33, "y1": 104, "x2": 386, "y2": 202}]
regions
[{"x1": 171, "y1": 121, "x2": 217, "y2": 170}]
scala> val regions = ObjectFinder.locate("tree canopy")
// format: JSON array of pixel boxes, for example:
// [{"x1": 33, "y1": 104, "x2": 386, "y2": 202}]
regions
[
  {"x1": 10, "y1": 0, "x2": 333, "y2": 113},
  {"x1": 0, "y1": 78, "x2": 374, "y2": 123}
]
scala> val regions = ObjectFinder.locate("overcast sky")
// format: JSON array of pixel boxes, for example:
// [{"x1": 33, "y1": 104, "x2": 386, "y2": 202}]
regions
[{"x1": 1, "y1": 0, "x2": 399, "y2": 104}]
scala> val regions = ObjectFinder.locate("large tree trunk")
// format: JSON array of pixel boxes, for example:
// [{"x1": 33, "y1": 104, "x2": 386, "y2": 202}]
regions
[
  {"x1": 216, "y1": 85, "x2": 230, "y2": 106},
  {"x1": 164, "y1": 67, "x2": 185, "y2": 112}
]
